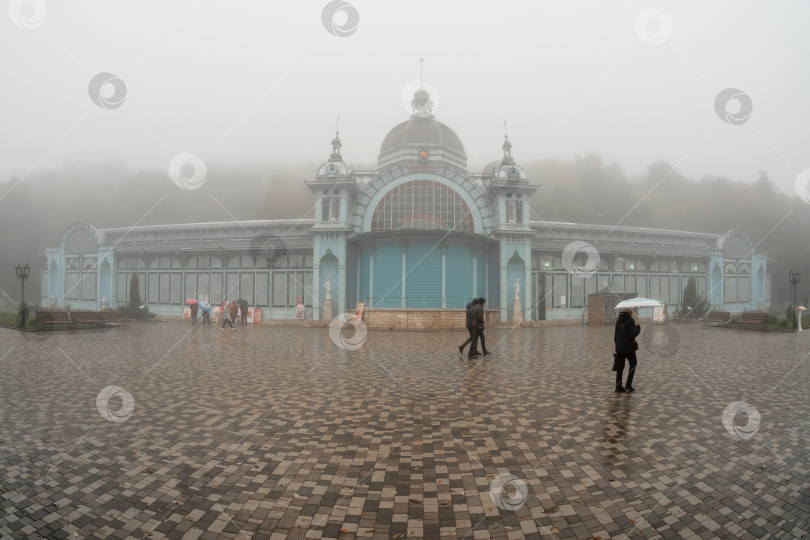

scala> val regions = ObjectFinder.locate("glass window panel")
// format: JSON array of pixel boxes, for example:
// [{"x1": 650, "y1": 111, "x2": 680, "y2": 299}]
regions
[
  {"x1": 65, "y1": 273, "x2": 80, "y2": 300},
  {"x1": 739, "y1": 276, "x2": 750, "y2": 302},
  {"x1": 571, "y1": 276, "x2": 584, "y2": 308},
  {"x1": 148, "y1": 273, "x2": 159, "y2": 303},
  {"x1": 725, "y1": 276, "x2": 737, "y2": 303},
  {"x1": 636, "y1": 275, "x2": 647, "y2": 297},
  {"x1": 159, "y1": 273, "x2": 170, "y2": 304},
  {"x1": 659, "y1": 276, "x2": 670, "y2": 303},
  {"x1": 273, "y1": 272, "x2": 286, "y2": 307},
  {"x1": 670, "y1": 277, "x2": 680, "y2": 305},
  {"x1": 255, "y1": 272, "x2": 269, "y2": 306},
  {"x1": 698, "y1": 276, "x2": 707, "y2": 296},
  {"x1": 210, "y1": 273, "x2": 223, "y2": 305},
  {"x1": 240, "y1": 273, "x2": 254, "y2": 305},
  {"x1": 288, "y1": 272, "x2": 303, "y2": 306},
  {"x1": 82, "y1": 272, "x2": 96, "y2": 300},
  {"x1": 117, "y1": 273, "x2": 127, "y2": 303},
  {"x1": 650, "y1": 275, "x2": 660, "y2": 300},
  {"x1": 304, "y1": 271, "x2": 313, "y2": 305},
  {"x1": 225, "y1": 272, "x2": 239, "y2": 299},
  {"x1": 171, "y1": 274, "x2": 181, "y2": 304},
  {"x1": 198, "y1": 273, "x2": 210, "y2": 301},
  {"x1": 185, "y1": 273, "x2": 197, "y2": 301},
  {"x1": 544, "y1": 274, "x2": 553, "y2": 308}
]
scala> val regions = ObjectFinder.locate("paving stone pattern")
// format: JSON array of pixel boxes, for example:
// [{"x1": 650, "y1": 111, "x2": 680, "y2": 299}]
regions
[{"x1": 0, "y1": 322, "x2": 808, "y2": 539}]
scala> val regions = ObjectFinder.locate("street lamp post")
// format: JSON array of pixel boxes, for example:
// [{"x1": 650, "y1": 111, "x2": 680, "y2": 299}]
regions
[
  {"x1": 789, "y1": 269, "x2": 801, "y2": 330},
  {"x1": 15, "y1": 262, "x2": 30, "y2": 304},
  {"x1": 15, "y1": 262, "x2": 31, "y2": 327}
]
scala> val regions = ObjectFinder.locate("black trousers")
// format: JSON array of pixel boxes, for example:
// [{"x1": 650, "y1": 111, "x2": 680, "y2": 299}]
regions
[
  {"x1": 477, "y1": 329, "x2": 488, "y2": 354},
  {"x1": 615, "y1": 350, "x2": 637, "y2": 387},
  {"x1": 222, "y1": 318, "x2": 233, "y2": 328},
  {"x1": 460, "y1": 328, "x2": 475, "y2": 352}
]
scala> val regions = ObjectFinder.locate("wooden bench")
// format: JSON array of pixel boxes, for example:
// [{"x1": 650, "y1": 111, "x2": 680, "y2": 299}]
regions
[
  {"x1": 738, "y1": 311, "x2": 768, "y2": 328},
  {"x1": 70, "y1": 310, "x2": 128, "y2": 326},
  {"x1": 35, "y1": 310, "x2": 73, "y2": 326},
  {"x1": 704, "y1": 310, "x2": 731, "y2": 326}
]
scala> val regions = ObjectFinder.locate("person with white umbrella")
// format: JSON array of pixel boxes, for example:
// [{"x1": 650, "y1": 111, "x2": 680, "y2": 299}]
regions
[{"x1": 614, "y1": 307, "x2": 641, "y2": 393}]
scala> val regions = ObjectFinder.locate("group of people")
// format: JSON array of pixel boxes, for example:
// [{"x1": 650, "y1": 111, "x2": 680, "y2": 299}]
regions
[
  {"x1": 458, "y1": 298, "x2": 489, "y2": 358},
  {"x1": 189, "y1": 299, "x2": 249, "y2": 330}
]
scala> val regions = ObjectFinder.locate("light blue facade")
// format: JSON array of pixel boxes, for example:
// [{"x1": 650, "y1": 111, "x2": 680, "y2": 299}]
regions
[{"x1": 42, "y1": 91, "x2": 771, "y2": 320}]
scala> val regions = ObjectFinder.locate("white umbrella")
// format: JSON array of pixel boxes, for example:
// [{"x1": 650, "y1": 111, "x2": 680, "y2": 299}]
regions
[{"x1": 615, "y1": 297, "x2": 663, "y2": 309}]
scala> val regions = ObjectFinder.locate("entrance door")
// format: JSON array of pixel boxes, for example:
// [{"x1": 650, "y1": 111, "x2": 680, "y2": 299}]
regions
[{"x1": 535, "y1": 272, "x2": 546, "y2": 320}]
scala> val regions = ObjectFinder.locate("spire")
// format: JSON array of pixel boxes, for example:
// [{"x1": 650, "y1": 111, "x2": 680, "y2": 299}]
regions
[{"x1": 330, "y1": 115, "x2": 342, "y2": 162}]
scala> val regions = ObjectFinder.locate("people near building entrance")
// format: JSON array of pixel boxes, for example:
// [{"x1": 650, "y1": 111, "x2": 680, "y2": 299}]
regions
[
  {"x1": 467, "y1": 298, "x2": 489, "y2": 359},
  {"x1": 614, "y1": 307, "x2": 640, "y2": 393},
  {"x1": 471, "y1": 298, "x2": 489, "y2": 358},
  {"x1": 228, "y1": 300, "x2": 239, "y2": 329},
  {"x1": 200, "y1": 302, "x2": 212, "y2": 326},
  {"x1": 221, "y1": 300, "x2": 236, "y2": 330},
  {"x1": 237, "y1": 299, "x2": 249, "y2": 325},
  {"x1": 190, "y1": 302, "x2": 198, "y2": 326},
  {"x1": 459, "y1": 299, "x2": 479, "y2": 356}
]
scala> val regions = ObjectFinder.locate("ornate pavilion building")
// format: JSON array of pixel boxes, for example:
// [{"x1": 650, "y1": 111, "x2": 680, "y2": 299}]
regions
[{"x1": 41, "y1": 89, "x2": 771, "y2": 324}]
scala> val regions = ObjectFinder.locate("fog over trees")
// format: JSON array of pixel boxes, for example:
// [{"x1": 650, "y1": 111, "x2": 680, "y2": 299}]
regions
[{"x1": 1, "y1": 157, "x2": 807, "y2": 307}]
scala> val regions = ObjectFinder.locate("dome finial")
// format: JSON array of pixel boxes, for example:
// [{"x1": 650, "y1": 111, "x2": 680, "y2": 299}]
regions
[
  {"x1": 330, "y1": 115, "x2": 343, "y2": 162},
  {"x1": 502, "y1": 119, "x2": 515, "y2": 165}
]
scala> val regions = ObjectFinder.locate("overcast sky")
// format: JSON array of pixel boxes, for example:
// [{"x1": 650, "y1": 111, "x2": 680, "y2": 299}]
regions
[{"x1": 1, "y1": 1, "x2": 809, "y2": 195}]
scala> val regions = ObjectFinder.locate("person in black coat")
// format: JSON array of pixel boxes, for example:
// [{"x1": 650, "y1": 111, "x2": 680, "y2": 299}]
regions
[
  {"x1": 614, "y1": 308, "x2": 640, "y2": 392},
  {"x1": 459, "y1": 299, "x2": 479, "y2": 356},
  {"x1": 469, "y1": 298, "x2": 489, "y2": 359},
  {"x1": 237, "y1": 299, "x2": 249, "y2": 325}
]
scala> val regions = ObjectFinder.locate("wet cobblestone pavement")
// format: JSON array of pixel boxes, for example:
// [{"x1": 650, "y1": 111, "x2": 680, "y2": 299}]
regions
[{"x1": 1, "y1": 321, "x2": 808, "y2": 539}]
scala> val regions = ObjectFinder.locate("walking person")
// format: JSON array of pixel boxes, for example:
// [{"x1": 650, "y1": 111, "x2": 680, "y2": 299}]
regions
[
  {"x1": 190, "y1": 302, "x2": 198, "y2": 326},
  {"x1": 228, "y1": 300, "x2": 239, "y2": 331},
  {"x1": 221, "y1": 301, "x2": 234, "y2": 330},
  {"x1": 200, "y1": 302, "x2": 212, "y2": 326},
  {"x1": 475, "y1": 298, "x2": 490, "y2": 357},
  {"x1": 238, "y1": 299, "x2": 249, "y2": 325},
  {"x1": 614, "y1": 307, "x2": 640, "y2": 392},
  {"x1": 459, "y1": 299, "x2": 479, "y2": 355}
]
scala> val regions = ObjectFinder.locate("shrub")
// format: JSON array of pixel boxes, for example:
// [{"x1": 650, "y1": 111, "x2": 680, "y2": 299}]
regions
[
  {"x1": 786, "y1": 304, "x2": 794, "y2": 323},
  {"x1": 766, "y1": 314, "x2": 778, "y2": 325},
  {"x1": 778, "y1": 319, "x2": 788, "y2": 328}
]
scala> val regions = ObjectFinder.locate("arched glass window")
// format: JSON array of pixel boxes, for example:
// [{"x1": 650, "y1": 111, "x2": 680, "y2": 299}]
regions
[{"x1": 371, "y1": 180, "x2": 473, "y2": 232}]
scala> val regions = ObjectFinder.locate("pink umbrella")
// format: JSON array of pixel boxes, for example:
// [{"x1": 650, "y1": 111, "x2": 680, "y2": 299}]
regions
[{"x1": 185, "y1": 299, "x2": 198, "y2": 305}]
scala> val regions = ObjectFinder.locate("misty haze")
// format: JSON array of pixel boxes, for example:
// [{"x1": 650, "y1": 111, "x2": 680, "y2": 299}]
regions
[{"x1": 1, "y1": 2, "x2": 808, "y2": 539}]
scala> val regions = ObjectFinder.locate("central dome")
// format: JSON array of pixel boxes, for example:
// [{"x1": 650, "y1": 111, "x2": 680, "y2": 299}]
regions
[
  {"x1": 379, "y1": 116, "x2": 466, "y2": 156},
  {"x1": 377, "y1": 89, "x2": 467, "y2": 170}
]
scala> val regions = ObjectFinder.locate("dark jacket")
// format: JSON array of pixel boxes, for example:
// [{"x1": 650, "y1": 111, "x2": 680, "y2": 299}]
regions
[
  {"x1": 465, "y1": 302, "x2": 475, "y2": 329},
  {"x1": 238, "y1": 299, "x2": 248, "y2": 315},
  {"x1": 614, "y1": 312, "x2": 640, "y2": 354},
  {"x1": 472, "y1": 305, "x2": 485, "y2": 330}
]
